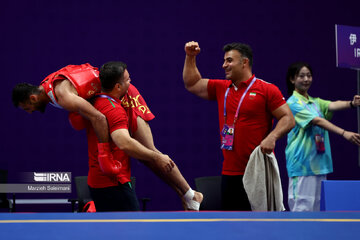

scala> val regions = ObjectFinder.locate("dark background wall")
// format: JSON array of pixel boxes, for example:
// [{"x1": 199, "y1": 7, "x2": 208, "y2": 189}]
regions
[{"x1": 1, "y1": 0, "x2": 359, "y2": 211}]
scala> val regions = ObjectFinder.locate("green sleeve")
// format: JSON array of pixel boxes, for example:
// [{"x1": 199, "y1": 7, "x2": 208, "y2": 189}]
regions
[{"x1": 317, "y1": 98, "x2": 333, "y2": 120}]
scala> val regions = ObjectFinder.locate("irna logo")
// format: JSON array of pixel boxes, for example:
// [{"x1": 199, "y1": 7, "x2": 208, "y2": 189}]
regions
[{"x1": 33, "y1": 172, "x2": 71, "y2": 182}]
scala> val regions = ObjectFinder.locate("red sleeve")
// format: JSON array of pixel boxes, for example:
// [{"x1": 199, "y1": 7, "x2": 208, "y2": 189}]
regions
[
  {"x1": 106, "y1": 106, "x2": 129, "y2": 134},
  {"x1": 207, "y1": 79, "x2": 217, "y2": 100},
  {"x1": 266, "y1": 83, "x2": 286, "y2": 112},
  {"x1": 123, "y1": 84, "x2": 155, "y2": 122},
  {"x1": 207, "y1": 79, "x2": 230, "y2": 100},
  {"x1": 94, "y1": 98, "x2": 129, "y2": 134}
]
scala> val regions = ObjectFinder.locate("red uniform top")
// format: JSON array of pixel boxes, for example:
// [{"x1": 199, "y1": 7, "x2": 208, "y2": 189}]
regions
[
  {"x1": 40, "y1": 63, "x2": 101, "y2": 109},
  {"x1": 40, "y1": 63, "x2": 155, "y2": 132},
  {"x1": 87, "y1": 94, "x2": 131, "y2": 188},
  {"x1": 207, "y1": 75, "x2": 286, "y2": 175},
  {"x1": 121, "y1": 84, "x2": 155, "y2": 133}
]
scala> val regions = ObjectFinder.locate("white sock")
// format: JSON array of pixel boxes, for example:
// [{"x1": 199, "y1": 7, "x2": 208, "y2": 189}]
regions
[
  {"x1": 184, "y1": 188, "x2": 200, "y2": 210},
  {"x1": 184, "y1": 188, "x2": 195, "y2": 201}
]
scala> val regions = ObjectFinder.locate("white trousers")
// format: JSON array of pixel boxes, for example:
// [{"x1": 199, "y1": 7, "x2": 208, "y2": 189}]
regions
[{"x1": 288, "y1": 175, "x2": 326, "y2": 212}]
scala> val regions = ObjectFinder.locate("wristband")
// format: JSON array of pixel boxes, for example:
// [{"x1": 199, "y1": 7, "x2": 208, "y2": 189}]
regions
[
  {"x1": 350, "y1": 101, "x2": 355, "y2": 108},
  {"x1": 342, "y1": 129, "x2": 346, "y2": 136}
]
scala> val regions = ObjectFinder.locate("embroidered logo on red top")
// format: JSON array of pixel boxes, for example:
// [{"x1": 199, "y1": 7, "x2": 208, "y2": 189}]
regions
[{"x1": 249, "y1": 92, "x2": 257, "y2": 100}]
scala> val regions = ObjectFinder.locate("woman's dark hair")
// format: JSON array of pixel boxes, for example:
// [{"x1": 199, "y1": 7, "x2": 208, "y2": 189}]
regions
[{"x1": 286, "y1": 62, "x2": 313, "y2": 96}]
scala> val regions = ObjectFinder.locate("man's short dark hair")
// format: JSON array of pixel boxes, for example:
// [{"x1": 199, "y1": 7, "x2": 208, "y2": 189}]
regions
[
  {"x1": 12, "y1": 83, "x2": 40, "y2": 107},
  {"x1": 223, "y1": 42, "x2": 253, "y2": 67},
  {"x1": 99, "y1": 61, "x2": 128, "y2": 92}
]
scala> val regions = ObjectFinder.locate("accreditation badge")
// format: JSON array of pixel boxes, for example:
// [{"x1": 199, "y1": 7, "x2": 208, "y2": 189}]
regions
[
  {"x1": 315, "y1": 134, "x2": 325, "y2": 153},
  {"x1": 220, "y1": 124, "x2": 234, "y2": 150}
]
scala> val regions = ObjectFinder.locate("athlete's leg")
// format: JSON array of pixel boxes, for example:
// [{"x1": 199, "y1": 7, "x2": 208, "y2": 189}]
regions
[{"x1": 133, "y1": 116, "x2": 203, "y2": 210}]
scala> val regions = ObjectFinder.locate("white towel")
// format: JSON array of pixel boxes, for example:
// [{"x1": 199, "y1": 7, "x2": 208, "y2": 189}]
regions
[{"x1": 243, "y1": 146, "x2": 285, "y2": 211}]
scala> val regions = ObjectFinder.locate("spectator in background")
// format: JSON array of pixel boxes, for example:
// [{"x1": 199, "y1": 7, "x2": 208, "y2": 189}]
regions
[{"x1": 285, "y1": 61, "x2": 360, "y2": 211}]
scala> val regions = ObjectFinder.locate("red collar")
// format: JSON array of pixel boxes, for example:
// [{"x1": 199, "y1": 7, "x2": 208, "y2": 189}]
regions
[{"x1": 229, "y1": 74, "x2": 255, "y2": 89}]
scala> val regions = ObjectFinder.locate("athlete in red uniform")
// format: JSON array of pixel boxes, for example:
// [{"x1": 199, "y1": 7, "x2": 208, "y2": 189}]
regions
[
  {"x1": 87, "y1": 61, "x2": 203, "y2": 210},
  {"x1": 86, "y1": 93, "x2": 140, "y2": 211},
  {"x1": 12, "y1": 62, "x2": 203, "y2": 210},
  {"x1": 12, "y1": 63, "x2": 121, "y2": 175}
]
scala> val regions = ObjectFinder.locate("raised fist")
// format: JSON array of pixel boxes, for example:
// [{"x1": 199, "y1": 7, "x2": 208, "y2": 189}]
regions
[{"x1": 185, "y1": 41, "x2": 201, "y2": 56}]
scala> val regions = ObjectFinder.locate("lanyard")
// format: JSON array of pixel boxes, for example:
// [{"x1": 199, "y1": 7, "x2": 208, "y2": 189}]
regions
[
  {"x1": 223, "y1": 77, "x2": 257, "y2": 124},
  {"x1": 97, "y1": 94, "x2": 120, "y2": 108},
  {"x1": 97, "y1": 94, "x2": 118, "y2": 103},
  {"x1": 300, "y1": 99, "x2": 323, "y2": 118}
]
